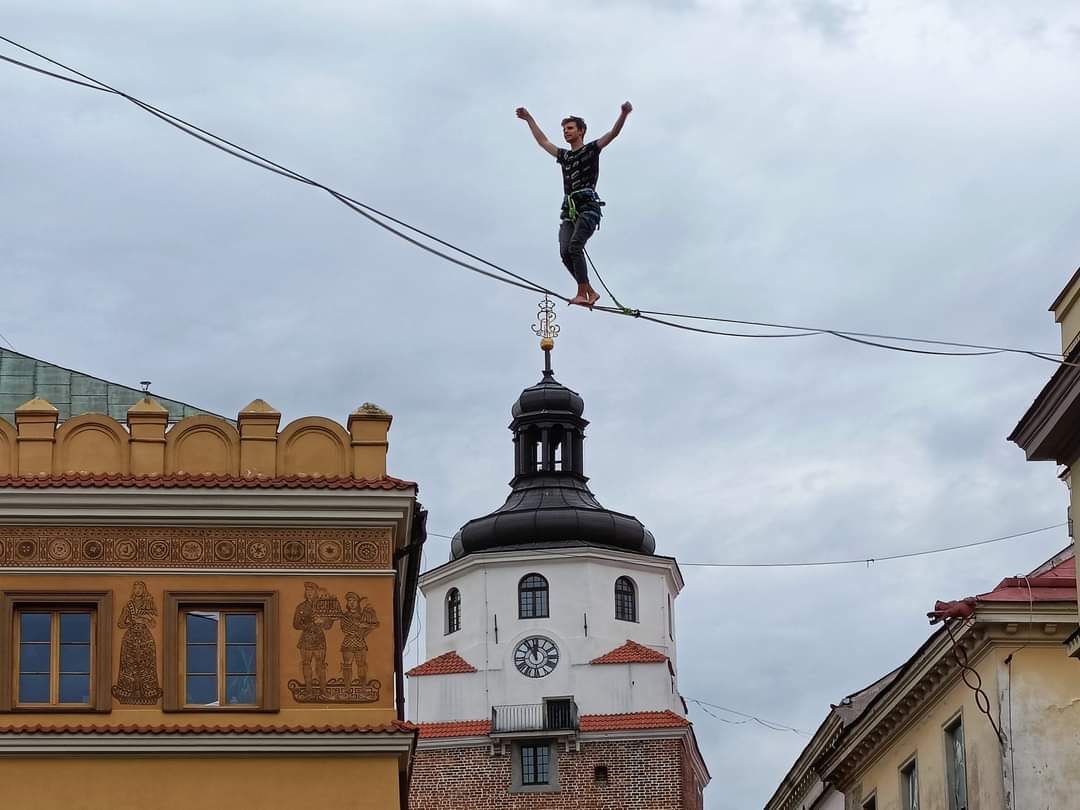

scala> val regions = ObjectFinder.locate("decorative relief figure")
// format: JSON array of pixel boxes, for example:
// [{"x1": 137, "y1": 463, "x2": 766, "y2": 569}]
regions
[
  {"x1": 288, "y1": 584, "x2": 380, "y2": 704},
  {"x1": 292, "y1": 582, "x2": 336, "y2": 697},
  {"x1": 112, "y1": 581, "x2": 163, "y2": 704},
  {"x1": 339, "y1": 592, "x2": 379, "y2": 686}
]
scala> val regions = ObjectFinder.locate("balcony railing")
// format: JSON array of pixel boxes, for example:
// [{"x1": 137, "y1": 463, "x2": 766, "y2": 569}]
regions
[{"x1": 491, "y1": 700, "x2": 579, "y2": 734}]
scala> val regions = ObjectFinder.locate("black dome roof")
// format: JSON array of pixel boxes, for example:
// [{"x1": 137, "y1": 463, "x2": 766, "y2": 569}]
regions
[
  {"x1": 451, "y1": 368, "x2": 655, "y2": 560},
  {"x1": 511, "y1": 373, "x2": 584, "y2": 419}
]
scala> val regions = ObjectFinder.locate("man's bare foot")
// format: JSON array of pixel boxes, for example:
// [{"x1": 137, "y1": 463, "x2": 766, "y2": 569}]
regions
[
  {"x1": 569, "y1": 294, "x2": 590, "y2": 306},
  {"x1": 585, "y1": 290, "x2": 601, "y2": 308}
]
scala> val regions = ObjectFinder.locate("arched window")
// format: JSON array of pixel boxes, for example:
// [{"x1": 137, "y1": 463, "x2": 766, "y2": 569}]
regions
[
  {"x1": 615, "y1": 576, "x2": 637, "y2": 622},
  {"x1": 518, "y1": 574, "x2": 549, "y2": 619},
  {"x1": 445, "y1": 588, "x2": 461, "y2": 634}
]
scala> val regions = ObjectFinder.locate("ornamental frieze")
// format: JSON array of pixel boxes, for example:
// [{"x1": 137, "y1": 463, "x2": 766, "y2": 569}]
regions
[{"x1": 0, "y1": 526, "x2": 393, "y2": 569}]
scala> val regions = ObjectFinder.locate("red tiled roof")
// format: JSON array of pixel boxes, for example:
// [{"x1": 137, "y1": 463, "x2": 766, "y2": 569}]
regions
[
  {"x1": 580, "y1": 711, "x2": 690, "y2": 732},
  {"x1": 590, "y1": 640, "x2": 669, "y2": 665},
  {"x1": 406, "y1": 651, "x2": 477, "y2": 677},
  {"x1": 0, "y1": 473, "x2": 416, "y2": 490},
  {"x1": 0, "y1": 722, "x2": 417, "y2": 735},
  {"x1": 417, "y1": 720, "x2": 492, "y2": 738},
  {"x1": 416, "y1": 711, "x2": 689, "y2": 738},
  {"x1": 977, "y1": 555, "x2": 1076, "y2": 604}
]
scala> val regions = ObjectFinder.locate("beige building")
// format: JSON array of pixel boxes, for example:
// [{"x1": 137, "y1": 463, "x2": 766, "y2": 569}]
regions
[
  {"x1": 1009, "y1": 268, "x2": 1080, "y2": 657},
  {"x1": 766, "y1": 547, "x2": 1079, "y2": 810},
  {"x1": 0, "y1": 349, "x2": 425, "y2": 809}
]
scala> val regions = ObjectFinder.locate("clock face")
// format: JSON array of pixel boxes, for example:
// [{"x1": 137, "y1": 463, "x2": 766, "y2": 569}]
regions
[{"x1": 514, "y1": 636, "x2": 560, "y2": 678}]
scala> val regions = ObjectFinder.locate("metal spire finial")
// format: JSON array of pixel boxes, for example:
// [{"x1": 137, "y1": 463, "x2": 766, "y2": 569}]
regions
[{"x1": 532, "y1": 295, "x2": 560, "y2": 374}]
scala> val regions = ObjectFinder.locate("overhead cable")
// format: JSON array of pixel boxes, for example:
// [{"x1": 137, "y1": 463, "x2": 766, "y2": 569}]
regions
[
  {"x1": 678, "y1": 523, "x2": 1065, "y2": 568},
  {"x1": 426, "y1": 523, "x2": 1065, "y2": 568},
  {"x1": 685, "y1": 697, "x2": 809, "y2": 735},
  {"x1": 0, "y1": 34, "x2": 1068, "y2": 363}
]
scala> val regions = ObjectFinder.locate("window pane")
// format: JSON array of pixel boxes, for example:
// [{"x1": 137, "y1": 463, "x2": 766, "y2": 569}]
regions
[
  {"x1": 226, "y1": 645, "x2": 258, "y2": 675},
  {"x1": 19, "y1": 673, "x2": 50, "y2": 703},
  {"x1": 186, "y1": 612, "x2": 219, "y2": 643},
  {"x1": 19, "y1": 643, "x2": 50, "y2": 673},
  {"x1": 225, "y1": 613, "x2": 257, "y2": 644},
  {"x1": 59, "y1": 613, "x2": 91, "y2": 643},
  {"x1": 535, "y1": 591, "x2": 548, "y2": 616},
  {"x1": 20, "y1": 612, "x2": 51, "y2": 642},
  {"x1": 186, "y1": 644, "x2": 217, "y2": 675},
  {"x1": 186, "y1": 674, "x2": 218, "y2": 705},
  {"x1": 59, "y1": 643, "x2": 90, "y2": 674},
  {"x1": 226, "y1": 675, "x2": 257, "y2": 705},
  {"x1": 522, "y1": 746, "x2": 536, "y2": 784},
  {"x1": 59, "y1": 674, "x2": 91, "y2": 704}
]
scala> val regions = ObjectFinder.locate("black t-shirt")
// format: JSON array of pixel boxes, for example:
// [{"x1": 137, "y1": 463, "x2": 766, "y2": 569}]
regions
[{"x1": 556, "y1": 141, "x2": 601, "y2": 196}]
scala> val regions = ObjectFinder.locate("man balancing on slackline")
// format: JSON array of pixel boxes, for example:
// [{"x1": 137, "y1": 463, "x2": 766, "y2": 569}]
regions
[{"x1": 516, "y1": 102, "x2": 632, "y2": 306}]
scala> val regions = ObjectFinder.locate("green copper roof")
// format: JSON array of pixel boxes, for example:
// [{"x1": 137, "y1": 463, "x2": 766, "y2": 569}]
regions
[{"x1": 0, "y1": 348, "x2": 228, "y2": 425}]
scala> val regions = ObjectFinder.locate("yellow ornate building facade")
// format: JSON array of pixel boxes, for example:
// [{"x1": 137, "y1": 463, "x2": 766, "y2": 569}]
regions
[
  {"x1": 1010, "y1": 268, "x2": 1080, "y2": 657},
  {"x1": 0, "y1": 387, "x2": 424, "y2": 809}
]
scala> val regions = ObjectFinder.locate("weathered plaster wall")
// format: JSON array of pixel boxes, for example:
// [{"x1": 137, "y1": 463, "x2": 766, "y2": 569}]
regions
[
  {"x1": 1007, "y1": 646, "x2": 1080, "y2": 810},
  {"x1": 0, "y1": 755, "x2": 401, "y2": 809},
  {"x1": 850, "y1": 648, "x2": 1006, "y2": 810}
]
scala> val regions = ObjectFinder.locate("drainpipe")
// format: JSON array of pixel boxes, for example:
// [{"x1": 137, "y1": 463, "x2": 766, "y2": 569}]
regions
[
  {"x1": 393, "y1": 505, "x2": 428, "y2": 720},
  {"x1": 1000, "y1": 653, "x2": 1016, "y2": 810}
]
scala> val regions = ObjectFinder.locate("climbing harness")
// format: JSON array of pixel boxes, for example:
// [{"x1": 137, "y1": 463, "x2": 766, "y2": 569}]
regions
[{"x1": 564, "y1": 188, "x2": 604, "y2": 225}]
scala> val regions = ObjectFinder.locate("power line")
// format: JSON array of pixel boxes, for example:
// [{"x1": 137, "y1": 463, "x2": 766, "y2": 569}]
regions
[
  {"x1": 0, "y1": 34, "x2": 1068, "y2": 364},
  {"x1": 425, "y1": 522, "x2": 1066, "y2": 568},
  {"x1": 680, "y1": 523, "x2": 1065, "y2": 568},
  {"x1": 685, "y1": 697, "x2": 810, "y2": 736}
]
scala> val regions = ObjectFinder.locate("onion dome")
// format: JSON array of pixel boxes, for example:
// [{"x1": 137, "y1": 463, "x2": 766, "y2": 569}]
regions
[{"x1": 451, "y1": 365, "x2": 655, "y2": 560}]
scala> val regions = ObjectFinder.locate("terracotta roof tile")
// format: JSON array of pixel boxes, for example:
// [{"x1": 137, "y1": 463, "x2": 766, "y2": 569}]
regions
[
  {"x1": 580, "y1": 711, "x2": 690, "y2": 732},
  {"x1": 977, "y1": 556, "x2": 1076, "y2": 604},
  {"x1": 406, "y1": 651, "x2": 477, "y2": 677},
  {"x1": 0, "y1": 473, "x2": 416, "y2": 491},
  {"x1": 415, "y1": 711, "x2": 689, "y2": 738},
  {"x1": 590, "y1": 640, "x2": 669, "y2": 665},
  {"x1": 0, "y1": 722, "x2": 417, "y2": 735},
  {"x1": 417, "y1": 720, "x2": 492, "y2": 738}
]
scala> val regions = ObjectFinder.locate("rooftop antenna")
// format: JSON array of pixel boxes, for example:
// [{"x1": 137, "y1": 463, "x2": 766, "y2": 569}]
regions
[
  {"x1": 139, "y1": 380, "x2": 152, "y2": 399},
  {"x1": 532, "y1": 295, "x2": 560, "y2": 376}
]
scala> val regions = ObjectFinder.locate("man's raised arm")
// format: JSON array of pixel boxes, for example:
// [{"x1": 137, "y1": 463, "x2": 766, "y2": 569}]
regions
[
  {"x1": 596, "y1": 101, "x2": 633, "y2": 149},
  {"x1": 516, "y1": 107, "x2": 559, "y2": 157}
]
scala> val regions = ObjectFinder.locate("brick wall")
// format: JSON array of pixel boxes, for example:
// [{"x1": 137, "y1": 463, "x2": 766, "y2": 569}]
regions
[
  {"x1": 680, "y1": 738, "x2": 704, "y2": 810},
  {"x1": 410, "y1": 737, "x2": 701, "y2": 809}
]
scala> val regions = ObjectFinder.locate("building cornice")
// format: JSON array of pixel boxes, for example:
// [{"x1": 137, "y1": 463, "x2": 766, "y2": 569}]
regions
[
  {"x1": 0, "y1": 487, "x2": 416, "y2": 528},
  {"x1": 413, "y1": 724, "x2": 710, "y2": 784},
  {"x1": 1007, "y1": 356, "x2": 1080, "y2": 464},
  {"x1": 420, "y1": 546, "x2": 684, "y2": 594},
  {"x1": 819, "y1": 614, "x2": 1077, "y2": 788},
  {"x1": 0, "y1": 730, "x2": 416, "y2": 757},
  {"x1": 764, "y1": 715, "x2": 843, "y2": 810}
]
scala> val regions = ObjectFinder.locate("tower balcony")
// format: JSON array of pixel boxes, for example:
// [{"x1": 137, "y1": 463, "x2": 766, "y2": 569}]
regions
[{"x1": 491, "y1": 699, "x2": 579, "y2": 737}]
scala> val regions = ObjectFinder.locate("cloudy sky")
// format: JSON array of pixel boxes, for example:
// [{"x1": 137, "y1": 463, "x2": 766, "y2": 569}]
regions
[{"x1": 4, "y1": 2, "x2": 1080, "y2": 806}]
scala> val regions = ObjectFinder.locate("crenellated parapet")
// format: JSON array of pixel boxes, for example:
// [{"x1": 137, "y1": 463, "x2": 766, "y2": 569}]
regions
[{"x1": 0, "y1": 397, "x2": 393, "y2": 480}]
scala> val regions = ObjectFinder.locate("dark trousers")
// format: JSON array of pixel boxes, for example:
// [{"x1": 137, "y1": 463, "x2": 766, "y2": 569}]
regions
[{"x1": 558, "y1": 214, "x2": 598, "y2": 285}]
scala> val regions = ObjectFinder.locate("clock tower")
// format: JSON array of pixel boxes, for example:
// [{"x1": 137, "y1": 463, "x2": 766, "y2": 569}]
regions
[{"x1": 407, "y1": 301, "x2": 709, "y2": 809}]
